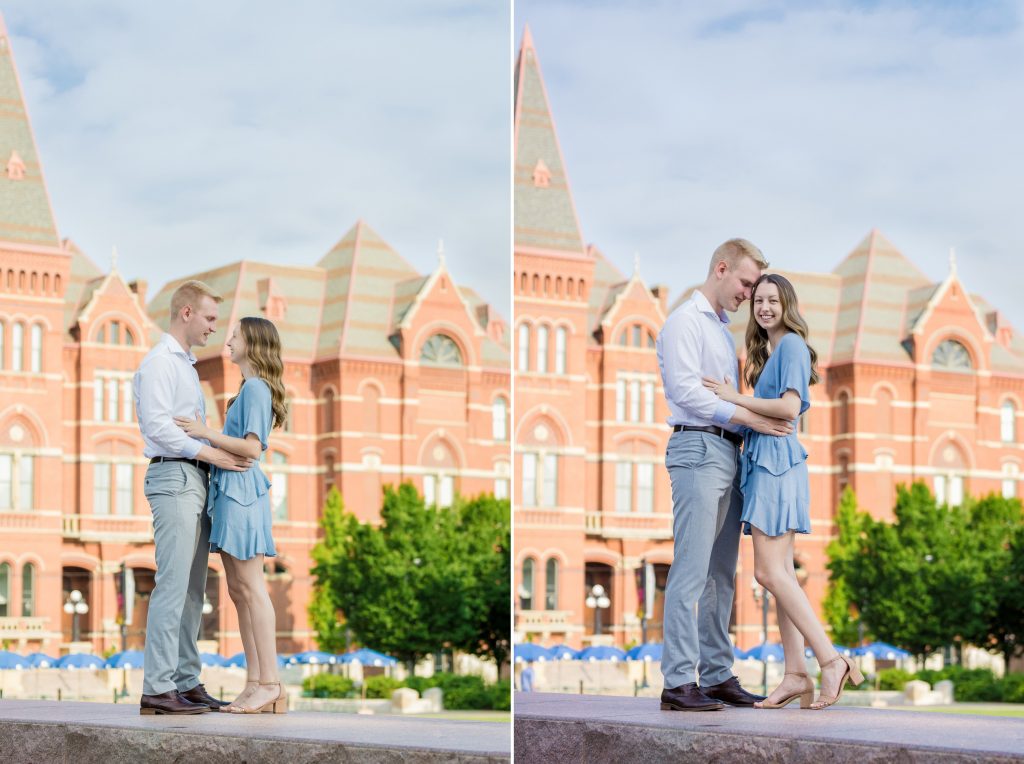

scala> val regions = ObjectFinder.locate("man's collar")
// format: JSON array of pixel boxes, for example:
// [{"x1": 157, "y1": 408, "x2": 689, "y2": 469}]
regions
[
  {"x1": 162, "y1": 332, "x2": 198, "y2": 365},
  {"x1": 694, "y1": 289, "x2": 730, "y2": 325}
]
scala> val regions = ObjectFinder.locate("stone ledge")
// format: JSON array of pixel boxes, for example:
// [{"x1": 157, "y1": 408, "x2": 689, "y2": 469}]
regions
[
  {"x1": 514, "y1": 692, "x2": 1024, "y2": 764},
  {"x1": 0, "y1": 700, "x2": 509, "y2": 763}
]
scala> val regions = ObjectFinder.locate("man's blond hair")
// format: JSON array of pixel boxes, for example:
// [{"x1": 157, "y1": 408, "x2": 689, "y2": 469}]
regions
[
  {"x1": 708, "y1": 238, "x2": 769, "y2": 275},
  {"x1": 170, "y1": 280, "x2": 222, "y2": 320}
]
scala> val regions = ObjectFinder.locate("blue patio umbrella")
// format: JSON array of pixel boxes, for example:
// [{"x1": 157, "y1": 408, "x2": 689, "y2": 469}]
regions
[
  {"x1": 104, "y1": 650, "x2": 145, "y2": 669},
  {"x1": 199, "y1": 653, "x2": 228, "y2": 668},
  {"x1": 289, "y1": 650, "x2": 336, "y2": 665},
  {"x1": 0, "y1": 650, "x2": 28, "y2": 669},
  {"x1": 513, "y1": 644, "x2": 552, "y2": 664},
  {"x1": 732, "y1": 645, "x2": 748, "y2": 660},
  {"x1": 576, "y1": 645, "x2": 627, "y2": 663},
  {"x1": 803, "y1": 644, "x2": 853, "y2": 659},
  {"x1": 24, "y1": 652, "x2": 58, "y2": 668},
  {"x1": 337, "y1": 648, "x2": 398, "y2": 667},
  {"x1": 744, "y1": 642, "x2": 785, "y2": 663},
  {"x1": 548, "y1": 644, "x2": 578, "y2": 661},
  {"x1": 227, "y1": 652, "x2": 288, "y2": 668},
  {"x1": 626, "y1": 643, "x2": 663, "y2": 662},
  {"x1": 56, "y1": 653, "x2": 104, "y2": 670},
  {"x1": 852, "y1": 642, "x2": 910, "y2": 660}
]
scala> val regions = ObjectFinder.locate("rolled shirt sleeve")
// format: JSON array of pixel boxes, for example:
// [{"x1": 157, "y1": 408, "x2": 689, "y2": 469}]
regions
[{"x1": 133, "y1": 355, "x2": 204, "y2": 459}]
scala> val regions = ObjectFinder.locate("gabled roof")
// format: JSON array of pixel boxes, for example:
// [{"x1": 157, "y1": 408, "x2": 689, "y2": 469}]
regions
[
  {"x1": 586, "y1": 245, "x2": 626, "y2": 341},
  {"x1": 513, "y1": 26, "x2": 585, "y2": 257},
  {"x1": 0, "y1": 15, "x2": 60, "y2": 248},
  {"x1": 63, "y1": 241, "x2": 104, "y2": 334}
]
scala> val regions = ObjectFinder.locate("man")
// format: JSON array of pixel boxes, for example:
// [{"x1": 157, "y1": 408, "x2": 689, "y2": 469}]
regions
[
  {"x1": 656, "y1": 239, "x2": 793, "y2": 711},
  {"x1": 134, "y1": 280, "x2": 252, "y2": 715}
]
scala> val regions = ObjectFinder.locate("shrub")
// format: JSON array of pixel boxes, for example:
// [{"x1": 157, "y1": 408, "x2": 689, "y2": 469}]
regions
[
  {"x1": 489, "y1": 679, "x2": 511, "y2": 711},
  {"x1": 364, "y1": 675, "x2": 404, "y2": 699},
  {"x1": 999, "y1": 673, "x2": 1024, "y2": 703},
  {"x1": 302, "y1": 674, "x2": 355, "y2": 698},
  {"x1": 878, "y1": 668, "x2": 914, "y2": 692},
  {"x1": 403, "y1": 675, "x2": 433, "y2": 695},
  {"x1": 953, "y1": 669, "x2": 1002, "y2": 702}
]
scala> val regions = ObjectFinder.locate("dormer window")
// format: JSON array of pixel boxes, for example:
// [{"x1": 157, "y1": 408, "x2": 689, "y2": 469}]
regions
[
  {"x1": 420, "y1": 334, "x2": 463, "y2": 366},
  {"x1": 6, "y1": 150, "x2": 25, "y2": 180},
  {"x1": 532, "y1": 159, "x2": 551, "y2": 188},
  {"x1": 932, "y1": 339, "x2": 972, "y2": 371}
]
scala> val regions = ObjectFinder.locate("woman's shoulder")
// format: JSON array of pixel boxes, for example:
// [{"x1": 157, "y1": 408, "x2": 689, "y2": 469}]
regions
[
  {"x1": 241, "y1": 376, "x2": 271, "y2": 395},
  {"x1": 778, "y1": 332, "x2": 810, "y2": 357}
]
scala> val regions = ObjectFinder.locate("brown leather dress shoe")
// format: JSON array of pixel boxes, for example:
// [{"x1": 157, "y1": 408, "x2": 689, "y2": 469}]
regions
[
  {"x1": 660, "y1": 682, "x2": 724, "y2": 711},
  {"x1": 140, "y1": 690, "x2": 209, "y2": 715},
  {"x1": 701, "y1": 676, "x2": 767, "y2": 707},
  {"x1": 181, "y1": 683, "x2": 230, "y2": 711}
]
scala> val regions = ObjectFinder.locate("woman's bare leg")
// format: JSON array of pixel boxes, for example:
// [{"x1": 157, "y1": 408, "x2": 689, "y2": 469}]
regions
[
  {"x1": 222, "y1": 555, "x2": 259, "y2": 708},
  {"x1": 228, "y1": 553, "x2": 281, "y2": 709}
]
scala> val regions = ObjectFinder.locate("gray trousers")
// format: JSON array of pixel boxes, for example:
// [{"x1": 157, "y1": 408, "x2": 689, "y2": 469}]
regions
[
  {"x1": 142, "y1": 461, "x2": 211, "y2": 696},
  {"x1": 661, "y1": 430, "x2": 743, "y2": 689}
]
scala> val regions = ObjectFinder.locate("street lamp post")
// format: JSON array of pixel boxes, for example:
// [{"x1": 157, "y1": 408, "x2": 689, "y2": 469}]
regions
[
  {"x1": 585, "y1": 584, "x2": 611, "y2": 638},
  {"x1": 63, "y1": 589, "x2": 89, "y2": 644},
  {"x1": 751, "y1": 578, "x2": 771, "y2": 697}
]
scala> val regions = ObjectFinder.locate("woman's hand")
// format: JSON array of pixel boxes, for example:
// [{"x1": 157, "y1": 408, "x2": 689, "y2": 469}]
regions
[
  {"x1": 702, "y1": 377, "x2": 738, "y2": 403},
  {"x1": 174, "y1": 411, "x2": 212, "y2": 440}
]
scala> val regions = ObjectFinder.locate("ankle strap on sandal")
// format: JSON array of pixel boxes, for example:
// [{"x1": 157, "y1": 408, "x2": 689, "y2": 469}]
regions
[{"x1": 784, "y1": 671, "x2": 809, "y2": 677}]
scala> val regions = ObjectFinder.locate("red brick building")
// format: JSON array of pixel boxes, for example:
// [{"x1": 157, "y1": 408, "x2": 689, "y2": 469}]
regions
[
  {"x1": 0, "y1": 20, "x2": 510, "y2": 657},
  {"x1": 513, "y1": 28, "x2": 1024, "y2": 650}
]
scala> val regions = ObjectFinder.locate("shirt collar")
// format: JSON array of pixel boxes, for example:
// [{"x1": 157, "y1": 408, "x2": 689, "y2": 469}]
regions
[
  {"x1": 161, "y1": 332, "x2": 198, "y2": 365},
  {"x1": 694, "y1": 289, "x2": 730, "y2": 326}
]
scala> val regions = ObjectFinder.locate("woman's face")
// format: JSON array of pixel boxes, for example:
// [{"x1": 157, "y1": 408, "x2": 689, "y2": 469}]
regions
[
  {"x1": 226, "y1": 324, "x2": 247, "y2": 366},
  {"x1": 752, "y1": 281, "x2": 784, "y2": 333}
]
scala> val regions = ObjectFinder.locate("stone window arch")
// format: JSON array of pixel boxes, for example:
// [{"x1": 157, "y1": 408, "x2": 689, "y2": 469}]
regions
[
  {"x1": 420, "y1": 333, "x2": 463, "y2": 366},
  {"x1": 932, "y1": 339, "x2": 973, "y2": 370}
]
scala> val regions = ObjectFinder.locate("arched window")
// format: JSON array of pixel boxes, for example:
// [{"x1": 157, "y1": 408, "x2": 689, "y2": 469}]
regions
[
  {"x1": 323, "y1": 389, "x2": 335, "y2": 433},
  {"x1": 124, "y1": 327, "x2": 135, "y2": 346},
  {"x1": 29, "y1": 324, "x2": 42, "y2": 372},
  {"x1": 110, "y1": 321, "x2": 121, "y2": 344},
  {"x1": 492, "y1": 397, "x2": 508, "y2": 441},
  {"x1": 520, "y1": 558, "x2": 535, "y2": 610},
  {"x1": 517, "y1": 324, "x2": 530, "y2": 372},
  {"x1": 555, "y1": 327, "x2": 567, "y2": 374},
  {"x1": 21, "y1": 562, "x2": 34, "y2": 617},
  {"x1": 536, "y1": 326, "x2": 549, "y2": 373},
  {"x1": 1001, "y1": 401, "x2": 1016, "y2": 443},
  {"x1": 932, "y1": 339, "x2": 972, "y2": 370},
  {"x1": 0, "y1": 562, "x2": 9, "y2": 617},
  {"x1": 632, "y1": 325, "x2": 642, "y2": 347},
  {"x1": 545, "y1": 558, "x2": 559, "y2": 610},
  {"x1": 12, "y1": 321, "x2": 23, "y2": 371},
  {"x1": 420, "y1": 334, "x2": 463, "y2": 366}
]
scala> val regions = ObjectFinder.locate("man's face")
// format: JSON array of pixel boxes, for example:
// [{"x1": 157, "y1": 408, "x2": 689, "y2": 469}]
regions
[
  {"x1": 184, "y1": 295, "x2": 219, "y2": 347},
  {"x1": 717, "y1": 257, "x2": 762, "y2": 313}
]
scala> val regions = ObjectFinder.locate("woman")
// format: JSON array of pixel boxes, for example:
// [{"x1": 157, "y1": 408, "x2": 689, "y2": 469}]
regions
[
  {"x1": 703, "y1": 274, "x2": 863, "y2": 710},
  {"x1": 176, "y1": 316, "x2": 289, "y2": 714}
]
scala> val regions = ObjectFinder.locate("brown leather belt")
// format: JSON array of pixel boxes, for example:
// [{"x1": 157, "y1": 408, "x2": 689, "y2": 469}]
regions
[
  {"x1": 150, "y1": 456, "x2": 210, "y2": 472},
  {"x1": 673, "y1": 424, "x2": 742, "y2": 447}
]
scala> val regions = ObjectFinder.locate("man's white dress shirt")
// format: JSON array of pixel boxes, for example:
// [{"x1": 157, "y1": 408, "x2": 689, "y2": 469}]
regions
[
  {"x1": 656, "y1": 289, "x2": 740, "y2": 432},
  {"x1": 133, "y1": 333, "x2": 208, "y2": 459}
]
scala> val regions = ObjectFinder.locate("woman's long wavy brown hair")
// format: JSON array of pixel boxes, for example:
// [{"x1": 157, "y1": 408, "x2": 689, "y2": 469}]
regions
[
  {"x1": 226, "y1": 317, "x2": 288, "y2": 429},
  {"x1": 743, "y1": 274, "x2": 820, "y2": 390}
]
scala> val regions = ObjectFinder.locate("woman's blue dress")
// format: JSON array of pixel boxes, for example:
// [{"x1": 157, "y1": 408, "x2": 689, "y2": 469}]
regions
[
  {"x1": 207, "y1": 377, "x2": 277, "y2": 559},
  {"x1": 740, "y1": 333, "x2": 812, "y2": 537}
]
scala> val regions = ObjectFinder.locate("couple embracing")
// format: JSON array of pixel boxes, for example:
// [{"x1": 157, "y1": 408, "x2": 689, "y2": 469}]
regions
[
  {"x1": 133, "y1": 280, "x2": 287, "y2": 715},
  {"x1": 657, "y1": 239, "x2": 864, "y2": 712}
]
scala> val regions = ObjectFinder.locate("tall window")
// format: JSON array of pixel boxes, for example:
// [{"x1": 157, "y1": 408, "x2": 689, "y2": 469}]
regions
[
  {"x1": 542, "y1": 454, "x2": 558, "y2": 506},
  {"x1": 30, "y1": 324, "x2": 42, "y2": 372},
  {"x1": 521, "y1": 451, "x2": 559, "y2": 507},
  {"x1": 616, "y1": 380, "x2": 626, "y2": 421},
  {"x1": 521, "y1": 558, "x2": 535, "y2": 610},
  {"x1": 0, "y1": 454, "x2": 11, "y2": 509},
  {"x1": 934, "y1": 474, "x2": 964, "y2": 507},
  {"x1": 637, "y1": 463, "x2": 654, "y2": 513},
  {"x1": 1001, "y1": 401, "x2": 1016, "y2": 443},
  {"x1": 536, "y1": 326, "x2": 549, "y2": 373},
  {"x1": 555, "y1": 327, "x2": 567, "y2": 374},
  {"x1": 644, "y1": 382, "x2": 655, "y2": 423},
  {"x1": 17, "y1": 455, "x2": 32, "y2": 510},
  {"x1": 837, "y1": 392, "x2": 850, "y2": 435},
  {"x1": 323, "y1": 389, "x2": 335, "y2": 433},
  {"x1": 21, "y1": 563, "x2": 34, "y2": 616},
  {"x1": 545, "y1": 558, "x2": 559, "y2": 610},
  {"x1": 521, "y1": 453, "x2": 537, "y2": 506},
  {"x1": 494, "y1": 477, "x2": 509, "y2": 500},
  {"x1": 615, "y1": 462, "x2": 632, "y2": 512},
  {"x1": 518, "y1": 324, "x2": 530, "y2": 371},
  {"x1": 1002, "y1": 464, "x2": 1019, "y2": 499},
  {"x1": 94, "y1": 463, "x2": 111, "y2": 514},
  {"x1": 122, "y1": 380, "x2": 133, "y2": 422},
  {"x1": 115, "y1": 464, "x2": 133, "y2": 515},
  {"x1": 110, "y1": 321, "x2": 121, "y2": 344},
  {"x1": 0, "y1": 562, "x2": 9, "y2": 616},
  {"x1": 492, "y1": 397, "x2": 508, "y2": 441},
  {"x1": 268, "y1": 452, "x2": 288, "y2": 521},
  {"x1": 0, "y1": 320, "x2": 5, "y2": 369},
  {"x1": 629, "y1": 380, "x2": 640, "y2": 422},
  {"x1": 107, "y1": 378, "x2": 119, "y2": 421},
  {"x1": 12, "y1": 322, "x2": 23, "y2": 371},
  {"x1": 93, "y1": 377, "x2": 104, "y2": 421}
]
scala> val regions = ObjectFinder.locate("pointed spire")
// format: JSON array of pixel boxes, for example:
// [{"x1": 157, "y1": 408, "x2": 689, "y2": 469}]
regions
[
  {"x1": 514, "y1": 27, "x2": 585, "y2": 257},
  {"x1": 0, "y1": 16, "x2": 60, "y2": 248}
]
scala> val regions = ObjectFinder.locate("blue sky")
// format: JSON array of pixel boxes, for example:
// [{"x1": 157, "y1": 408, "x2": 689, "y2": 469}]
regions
[
  {"x1": 515, "y1": 1, "x2": 1024, "y2": 328},
  {"x1": 4, "y1": 0, "x2": 510, "y2": 317}
]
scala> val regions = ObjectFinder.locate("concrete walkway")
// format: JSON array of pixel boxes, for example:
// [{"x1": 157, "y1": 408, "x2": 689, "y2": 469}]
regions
[
  {"x1": 0, "y1": 699, "x2": 510, "y2": 763},
  {"x1": 514, "y1": 692, "x2": 1024, "y2": 763}
]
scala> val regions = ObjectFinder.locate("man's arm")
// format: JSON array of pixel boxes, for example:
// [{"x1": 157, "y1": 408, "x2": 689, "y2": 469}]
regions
[
  {"x1": 660, "y1": 315, "x2": 737, "y2": 426},
  {"x1": 195, "y1": 444, "x2": 253, "y2": 472},
  {"x1": 730, "y1": 405, "x2": 794, "y2": 436},
  {"x1": 135, "y1": 355, "x2": 204, "y2": 459}
]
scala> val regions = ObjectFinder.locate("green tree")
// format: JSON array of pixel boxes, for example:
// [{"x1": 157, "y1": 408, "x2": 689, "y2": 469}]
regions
[
  {"x1": 307, "y1": 487, "x2": 352, "y2": 653},
  {"x1": 823, "y1": 488, "x2": 868, "y2": 646}
]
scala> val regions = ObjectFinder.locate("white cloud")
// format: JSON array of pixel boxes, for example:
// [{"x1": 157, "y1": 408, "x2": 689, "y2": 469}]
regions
[
  {"x1": 516, "y1": 1, "x2": 1024, "y2": 329},
  {"x1": 4, "y1": 0, "x2": 510, "y2": 317}
]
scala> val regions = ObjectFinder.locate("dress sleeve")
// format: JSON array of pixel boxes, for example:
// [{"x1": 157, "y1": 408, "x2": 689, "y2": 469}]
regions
[
  {"x1": 777, "y1": 335, "x2": 812, "y2": 415},
  {"x1": 240, "y1": 378, "x2": 273, "y2": 451}
]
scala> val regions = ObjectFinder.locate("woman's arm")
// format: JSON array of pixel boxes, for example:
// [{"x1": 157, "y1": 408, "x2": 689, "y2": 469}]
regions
[
  {"x1": 174, "y1": 414, "x2": 263, "y2": 460},
  {"x1": 702, "y1": 379, "x2": 801, "y2": 421}
]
